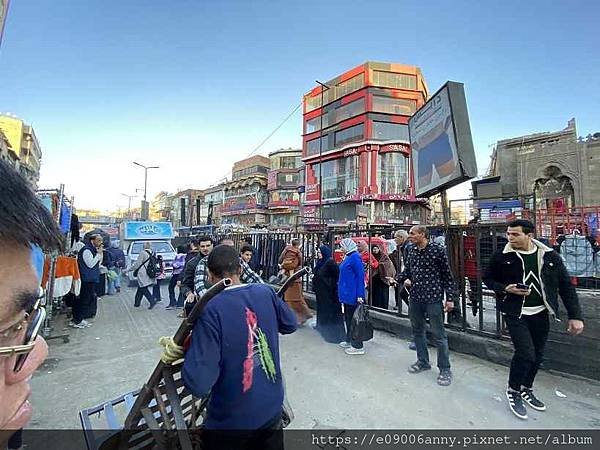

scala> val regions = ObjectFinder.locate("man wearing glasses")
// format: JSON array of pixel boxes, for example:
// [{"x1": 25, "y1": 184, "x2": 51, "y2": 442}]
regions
[{"x1": 0, "y1": 160, "x2": 64, "y2": 446}]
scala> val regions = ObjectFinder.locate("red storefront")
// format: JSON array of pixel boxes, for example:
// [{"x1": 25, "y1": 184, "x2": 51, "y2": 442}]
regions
[{"x1": 301, "y1": 61, "x2": 431, "y2": 227}]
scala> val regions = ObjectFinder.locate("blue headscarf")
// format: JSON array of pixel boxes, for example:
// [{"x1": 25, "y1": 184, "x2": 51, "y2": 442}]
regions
[{"x1": 314, "y1": 244, "x2": 332, "y2": 273}]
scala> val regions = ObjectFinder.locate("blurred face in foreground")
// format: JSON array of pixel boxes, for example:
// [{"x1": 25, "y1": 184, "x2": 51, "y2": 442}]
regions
[{"x1": 0, "y1": 244, "x2": 48, "y2": 439}]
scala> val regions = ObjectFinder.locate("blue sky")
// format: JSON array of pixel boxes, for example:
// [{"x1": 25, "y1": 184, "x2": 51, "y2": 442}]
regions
[{"x1": 1, "y1": 0, "x2": 598, "y2": 211}]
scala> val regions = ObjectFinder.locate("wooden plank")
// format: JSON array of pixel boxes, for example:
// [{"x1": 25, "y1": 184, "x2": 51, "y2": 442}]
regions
[
  {"x1": 162, "y1": 368, "x2": 194, "y2": 450},
  {"x1": 152, "y1": 387, "x2": 173, "y2": 431},
  {"x1": 140, "y1": 407, "x2": 167, "y2": 450}
]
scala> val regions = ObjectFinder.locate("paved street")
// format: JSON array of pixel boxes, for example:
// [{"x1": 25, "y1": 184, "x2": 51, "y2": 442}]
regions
[{"x1": 30, "y1": 283, "x2": 600, "y2": 431}]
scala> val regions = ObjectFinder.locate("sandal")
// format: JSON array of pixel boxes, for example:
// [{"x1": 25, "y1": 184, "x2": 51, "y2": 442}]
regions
[
  {"x1": 408, "y1": 362, "x2": 431, "y2": 374},
  {"x1": 437, "y1": 370, "x2": 453, "y2": 386}
]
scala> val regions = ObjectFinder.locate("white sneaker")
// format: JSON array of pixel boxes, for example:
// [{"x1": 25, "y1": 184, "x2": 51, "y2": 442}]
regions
[
  {"x1": 71, "y1": 322, "x2": 86, "y2": 329},
  {"x1": 345, "y1": 347, "x2": 365, "y2": 355},
  {"x1": 339, "y1": 341, "x2": 351, "y2": 349},
  {"x1": 80, "y1": 320, "x2": 92, "y2": 328}
]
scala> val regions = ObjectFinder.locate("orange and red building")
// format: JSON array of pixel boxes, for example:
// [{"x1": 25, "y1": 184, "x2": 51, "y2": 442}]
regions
[{"x1": 301, "y1": 61, "x2": 431, "y2": 227}]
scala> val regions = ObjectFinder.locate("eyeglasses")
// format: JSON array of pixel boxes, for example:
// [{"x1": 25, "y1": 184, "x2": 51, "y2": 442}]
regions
[{"x1": 0, "y1": 287, "x2": 46, "y2": 372}]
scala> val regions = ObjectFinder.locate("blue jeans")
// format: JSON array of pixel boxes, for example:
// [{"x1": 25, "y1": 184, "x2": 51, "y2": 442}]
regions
[
  {"x1": 107, "y1": 268, "x2": 121, "y2": 295},
  {"x1": 409, "y1": 301, "x2": 451, "y2": 371}
]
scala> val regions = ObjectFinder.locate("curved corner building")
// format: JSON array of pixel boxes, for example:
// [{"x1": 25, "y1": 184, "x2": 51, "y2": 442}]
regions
[{"x1": 301, "y1": 61, "x2": 430, "y2": 228}]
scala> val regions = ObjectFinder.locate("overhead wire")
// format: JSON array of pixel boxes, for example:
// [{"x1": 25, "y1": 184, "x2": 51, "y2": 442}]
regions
[{"x1": 210, "y1": 102, "x2": 303, "y2": 185}]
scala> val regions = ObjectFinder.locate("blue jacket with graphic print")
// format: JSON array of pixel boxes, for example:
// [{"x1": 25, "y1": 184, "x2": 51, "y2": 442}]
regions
[{"x1": 182, "y1": 283, "x2": 297, "y2": 429}]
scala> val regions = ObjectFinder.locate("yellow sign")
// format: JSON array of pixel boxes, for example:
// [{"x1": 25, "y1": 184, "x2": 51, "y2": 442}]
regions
[{"x1": 0, "y1": 115, "x2": 23, "y2": 157}]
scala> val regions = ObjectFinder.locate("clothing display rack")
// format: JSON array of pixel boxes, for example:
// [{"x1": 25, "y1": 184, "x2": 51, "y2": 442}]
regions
[{"x1": 36, "y1": 184, "x2": 74, "y2": 343}]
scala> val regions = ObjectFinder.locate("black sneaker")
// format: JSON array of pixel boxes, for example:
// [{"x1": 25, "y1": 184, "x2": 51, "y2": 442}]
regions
[
  {"x1": 521, "y1": 388, "x2": 546, "y2": 411},
  {"x1": 506, "y1": 390, "x2": 528, "y2": 419}
]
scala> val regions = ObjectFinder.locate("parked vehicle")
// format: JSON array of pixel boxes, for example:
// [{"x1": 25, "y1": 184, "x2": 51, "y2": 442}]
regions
[{"x1": 120, "y1": 221, "x2": 176, "y2": 285}]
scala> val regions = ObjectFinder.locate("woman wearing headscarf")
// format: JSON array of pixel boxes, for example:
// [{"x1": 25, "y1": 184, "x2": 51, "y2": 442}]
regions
[
  {"x1": 370, "y1": 243, "x2": 396, "y2": 310},
  {"x1": 313, "y1": 244, "x2": 345, "y2": 343},
  {"x1": 278, "y1": 239, "x2": 313, "y2": 325},
  {"x1": 337, "y1": 238, "x2": 366, "y2": 355}
]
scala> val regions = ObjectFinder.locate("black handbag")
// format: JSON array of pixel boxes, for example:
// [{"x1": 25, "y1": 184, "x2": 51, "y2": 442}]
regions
[{"x1": 351, "y1": 304, "x2": 374, "y2": 342}]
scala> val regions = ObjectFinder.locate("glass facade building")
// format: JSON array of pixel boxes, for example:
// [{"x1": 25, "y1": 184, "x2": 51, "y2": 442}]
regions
[{"x1": 301, "y1": 61, "x2": 430, "y2": 227}]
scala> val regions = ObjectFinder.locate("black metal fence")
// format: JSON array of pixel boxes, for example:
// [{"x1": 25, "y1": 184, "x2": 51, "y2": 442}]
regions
[{"x1": 177, "y1": 223, "x2": 598, "y2": 341}]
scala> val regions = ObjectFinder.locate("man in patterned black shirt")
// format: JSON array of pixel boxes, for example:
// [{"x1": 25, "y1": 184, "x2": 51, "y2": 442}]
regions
[{"x1": 391, "y1": 225, "x2": 457, "y2": 386}]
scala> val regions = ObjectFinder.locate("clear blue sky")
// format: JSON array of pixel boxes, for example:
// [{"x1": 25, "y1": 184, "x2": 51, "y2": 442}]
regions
[{"x1": 1, "y1": 0, "x2": 598, "y2": 211}]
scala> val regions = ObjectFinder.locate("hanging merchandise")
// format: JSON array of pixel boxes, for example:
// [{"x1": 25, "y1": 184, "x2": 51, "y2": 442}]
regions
[
  {"x1": 60, "y1": 202, "x2": 72, "y2": 234},
  {"x1": 42, "y1": 256, "x2": 81, "y2": 297}
]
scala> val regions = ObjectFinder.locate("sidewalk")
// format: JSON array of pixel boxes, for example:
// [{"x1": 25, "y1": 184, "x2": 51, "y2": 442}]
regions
[{"x1": 29, "y1": 283, "x2": 600, "y2": 430}]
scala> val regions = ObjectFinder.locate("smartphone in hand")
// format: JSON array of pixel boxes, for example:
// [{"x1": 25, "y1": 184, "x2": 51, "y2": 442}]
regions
[{"x1": 516, "y1": 283, "x2": 529, "y2": 290}]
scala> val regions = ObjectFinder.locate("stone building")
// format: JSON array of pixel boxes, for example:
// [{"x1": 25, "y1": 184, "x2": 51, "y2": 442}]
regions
[{"x1": 488, "y1": 119, "x2": 600, "y2": 209}]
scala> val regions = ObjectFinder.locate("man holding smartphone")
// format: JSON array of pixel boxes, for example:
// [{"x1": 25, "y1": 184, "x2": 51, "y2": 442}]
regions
[
  {"x1": 0, "y1": 160, "x2": 64, "y2": 446},
  {"x1": 483, "y1": 219, "x2": 584, "y2": 420}
]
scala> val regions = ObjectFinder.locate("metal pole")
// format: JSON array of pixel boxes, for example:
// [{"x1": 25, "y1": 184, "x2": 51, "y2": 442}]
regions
[
  {"x1": 144, "y1": 168, "x2": 148, "y2": 203},
  {"x1": 316, "y1": 80, "x2": 330, "y2": 232}
]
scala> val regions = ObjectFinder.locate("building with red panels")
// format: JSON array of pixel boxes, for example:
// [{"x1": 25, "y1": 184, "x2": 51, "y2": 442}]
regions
[
  {"x1": 267, "y1": 148, "x2": 302, "y2": 230},
  {"x1": 302, "y1": 61, "x2": 430, "y2": 227}
]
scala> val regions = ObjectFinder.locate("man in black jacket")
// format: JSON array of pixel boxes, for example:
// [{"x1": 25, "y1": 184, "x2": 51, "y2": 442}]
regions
[
  {"x1": 483, "y1": 219, "x2": 584, "y2": 420},
  {"x1": 179, "y1": 236, "x2": 213, "y2": 317}
]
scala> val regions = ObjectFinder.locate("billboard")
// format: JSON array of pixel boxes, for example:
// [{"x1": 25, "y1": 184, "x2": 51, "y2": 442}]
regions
[
  {"x1": 0, "y1": 0, "x2": 9, "y2": 48},
  {"x1": 408, "y1": 81, "x2": 477, "y2": 197},
  {"x1": 123, "y1": 221, "x2": 174, "y2": 240}
]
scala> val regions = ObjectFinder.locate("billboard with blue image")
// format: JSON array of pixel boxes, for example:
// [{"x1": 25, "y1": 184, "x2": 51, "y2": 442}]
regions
[
  {"x1": 124, "y1": 222, "x2": 174, "y2": 240},
  {"x1": 409, "y1": 81, "x2": 477, "y2": 197}
]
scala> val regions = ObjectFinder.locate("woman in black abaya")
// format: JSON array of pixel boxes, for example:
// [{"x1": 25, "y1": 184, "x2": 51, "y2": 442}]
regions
[{"x1": 313, "y1": 245, "x2": 345, "y2": 343}]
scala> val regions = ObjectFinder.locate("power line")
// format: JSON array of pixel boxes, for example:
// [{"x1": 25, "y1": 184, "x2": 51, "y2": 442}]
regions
[{"x1": 212, "y1": 102, "x2": 303, "y2": 184}]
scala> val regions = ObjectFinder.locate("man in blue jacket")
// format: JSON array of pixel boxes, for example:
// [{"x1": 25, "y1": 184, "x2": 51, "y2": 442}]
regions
[
  {"x1": 337, "y1": 238, "x2": 366, "y2": 355},
  {"x1": 182, "y1": 245, "x2": 297, "y2": 449}
]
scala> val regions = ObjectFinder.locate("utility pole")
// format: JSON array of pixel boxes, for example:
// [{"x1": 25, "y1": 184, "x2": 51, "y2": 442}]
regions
[
  {"x1": 133, "y1": 161, "x2": 159, "y2": 220},
  {"x1": 315, "y1": 80, "x2": 331, "y2": 231}
]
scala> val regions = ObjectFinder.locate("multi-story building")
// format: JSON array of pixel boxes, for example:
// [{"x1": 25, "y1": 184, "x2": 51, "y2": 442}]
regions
[
  {"x1": 222, "y1": 155, "x2": 270, "y2": 227},
  {"x1": 267, "y1": 148, "x2": 303, "y2": 230},
  {"x1": 0, "y1": 129, "x2": 19, "y2": 168},
  {"x1": 203, "y1": 183, "x2": 225, "y2": 226},
  {"x1": 0, "y1": 115, "x2": 43, "y2": 186},
  {"x1": 301, "y1": 61, "x2": 430, "y2": 228},
  {"x1": 167, "y1": 189, "x2": 205, "y2": 229}
]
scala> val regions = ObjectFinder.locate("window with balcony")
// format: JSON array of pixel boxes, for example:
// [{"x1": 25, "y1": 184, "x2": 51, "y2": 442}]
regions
[
  {"x1": 314, "y1": 155, "x2": 360, "y2": 200},
  {"x1": 378, "y1": 152, "x2": 409, "y2": 194},
  {"x1": 372, "y1": 71, "x2": 417, "y2": 90},
  {"x1": 335, "y1": 123, "x2": 364, "y2": 147},
  {"x1": 372, "y1": 121, "x2": 409, "y2": 141},
  {"x1": 372, "y1": 96, "x2": 416, "y2": 115}
]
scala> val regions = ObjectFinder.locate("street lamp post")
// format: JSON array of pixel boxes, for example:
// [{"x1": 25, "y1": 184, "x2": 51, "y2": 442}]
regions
[
  {"x1": 315, "y1": 80, "x2": 331, "y2": 230},
  {"x1": 121, "y1": 193, "x2": 137, "y2": 219},
  {"x1": 133, "y1": 161, "x2": 159, "y2": 220}
]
